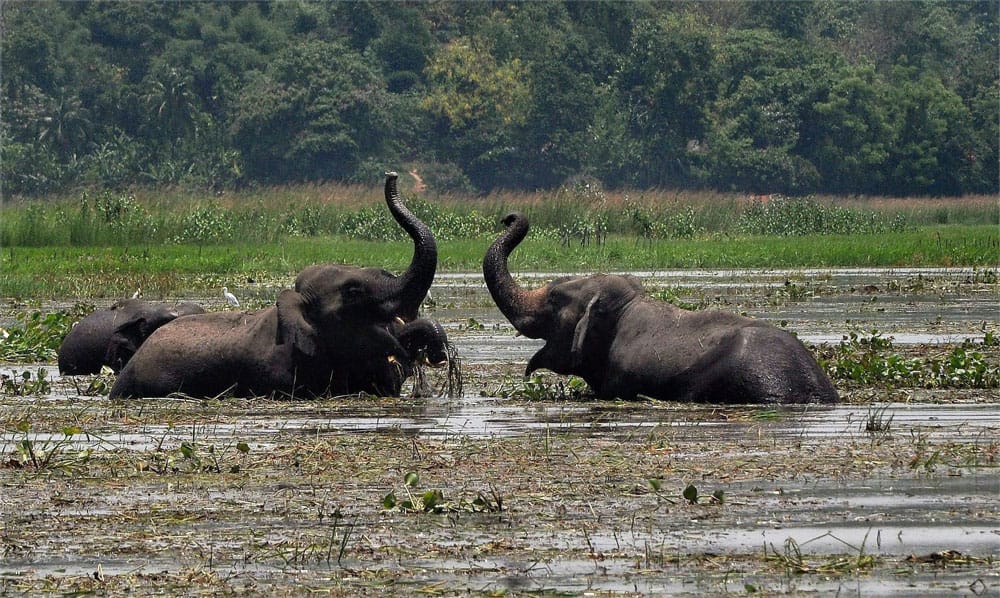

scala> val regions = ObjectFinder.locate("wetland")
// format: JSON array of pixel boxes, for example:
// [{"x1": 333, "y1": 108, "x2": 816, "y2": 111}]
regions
[{"x1": 1, "y1": 267, "x2": 997, "y2": 595}]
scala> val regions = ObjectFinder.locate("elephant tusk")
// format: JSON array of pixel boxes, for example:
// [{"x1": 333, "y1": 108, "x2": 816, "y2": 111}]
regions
[
  {"x1": 395, "y1": 317, "x2": 406, "y2": 325},
  {"x1": 387, "y1": 355, "x2": 398, "y2": 364}
]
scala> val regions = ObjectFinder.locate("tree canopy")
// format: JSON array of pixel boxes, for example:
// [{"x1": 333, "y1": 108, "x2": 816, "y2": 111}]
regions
[{"x1": 2, "y1": 0, "x2": 996, "y2": 196}]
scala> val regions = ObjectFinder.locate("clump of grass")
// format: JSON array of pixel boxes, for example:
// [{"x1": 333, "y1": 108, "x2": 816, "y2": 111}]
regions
[
  {"x1": 489, "y1": 373, "x2": 593, "y2": 401},
  {"x1": 6, "y1": 419, "x2": 91, "y2": 473},
  {"x1": 863, "y1": 404, "x2": 894, "y2": 438},
  {"x1": 765, "y1": 533, "x2": 878, "y2": 576}
]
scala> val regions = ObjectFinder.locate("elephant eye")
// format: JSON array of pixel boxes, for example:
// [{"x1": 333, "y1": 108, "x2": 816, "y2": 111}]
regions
[{"x1": 343, "y1": 284, "x2": 366, "y2": 299}]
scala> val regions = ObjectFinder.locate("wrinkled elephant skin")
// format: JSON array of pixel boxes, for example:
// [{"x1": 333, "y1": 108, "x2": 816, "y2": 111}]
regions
[
  {"x1": 110, "y1": 173, "x2": 447, "y2": 399},
  {"x1": 483, "y1": 212, "x2": 838, "y2": 404}
]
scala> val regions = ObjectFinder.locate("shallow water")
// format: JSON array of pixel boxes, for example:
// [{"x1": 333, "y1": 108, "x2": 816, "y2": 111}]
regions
[{"x1": 1, "y1": 267, "x2": 998, "y2": 595}]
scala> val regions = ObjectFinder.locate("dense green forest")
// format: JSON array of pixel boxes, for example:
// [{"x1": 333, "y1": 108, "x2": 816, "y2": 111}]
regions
[{"x1": 2, "y1": 0, "x2": 996, "y2": 197}]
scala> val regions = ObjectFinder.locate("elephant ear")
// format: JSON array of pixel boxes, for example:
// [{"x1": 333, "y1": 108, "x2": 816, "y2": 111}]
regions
[
  {"x1": 571, "y1": 295, "x2": 601, "y2": 368},
  {"x1": 105, "y1": 317, "x2": 149, "y2": 372},
  {"x1": 276, "y1": 289, "x2": 317, "y2": 357}
]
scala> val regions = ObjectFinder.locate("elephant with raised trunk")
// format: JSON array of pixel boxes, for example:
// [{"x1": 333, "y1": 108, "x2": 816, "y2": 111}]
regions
[
  {"x1": 483, "y1": 212, "x2": 838, "y2": 404},
  {"x1": 58, "y1": 299, "x2": 206, "y2": 375},
  {"x1": 110, "y1": 173, "x2": 448, "y2": 399}
]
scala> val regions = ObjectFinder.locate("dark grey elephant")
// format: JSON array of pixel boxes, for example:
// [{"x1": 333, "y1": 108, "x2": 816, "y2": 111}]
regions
[
  {"x1": 109, "y1": 173, "x2": 447, "y2": 399},
  {"x1": 483, "y1": 212, "x2": 838, "y2": 404},
  {"x1": 57, "y1": 299, "x2": 205, "y2": 375}
]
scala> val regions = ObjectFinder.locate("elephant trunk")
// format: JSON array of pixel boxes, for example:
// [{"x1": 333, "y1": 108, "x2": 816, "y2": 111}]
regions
[
  {"x1": 384, "y1": 172, "x2": 437, "y2": 321},
  {"x1": 482, "y1": 212, "x2": 548, "y2": 338}
]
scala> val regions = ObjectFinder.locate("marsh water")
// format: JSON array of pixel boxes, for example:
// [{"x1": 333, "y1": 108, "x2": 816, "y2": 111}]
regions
[{"x1": 1, "y1": 267, "x2": 997, "y2": 595}]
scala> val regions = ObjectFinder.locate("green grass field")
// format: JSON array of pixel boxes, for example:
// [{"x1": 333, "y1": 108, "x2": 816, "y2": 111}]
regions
[
  {"x1": 1, "y1": 184, "x2": 996, "y2": 299},
  {"x1": 1, "y1": 226, "x2": 996, "y2": 300}
]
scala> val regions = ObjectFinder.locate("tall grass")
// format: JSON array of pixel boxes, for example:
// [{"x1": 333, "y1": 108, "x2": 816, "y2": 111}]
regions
[
  {"x1": 2, "y1": 226, "x2": 996, "y2": 300},
  {"x1": 2, "y1": 183, "x2": 997, "y2": 248}
]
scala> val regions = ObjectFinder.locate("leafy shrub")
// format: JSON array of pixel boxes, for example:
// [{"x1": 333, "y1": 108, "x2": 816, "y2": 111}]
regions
[
  {"x1": 738, "y1": 196, "x2": 907, "y2": 236},
  {"x1": 174, "y1": 205, "x2": 235, "y2": 245}
]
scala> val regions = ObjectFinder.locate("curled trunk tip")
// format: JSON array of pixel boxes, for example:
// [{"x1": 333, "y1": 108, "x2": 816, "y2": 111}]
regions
[
  {"x1": 384, "y1": 170, "x2": 437, "y2": 320},
  {"x1": 483, "y1": 211, "x2": 547, "y2": 338}
]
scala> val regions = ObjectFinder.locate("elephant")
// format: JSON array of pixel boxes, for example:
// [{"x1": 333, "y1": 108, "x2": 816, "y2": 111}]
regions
[
  {"x1": 483, "y1": 212, "x2": 838, "y2": 404},
  {"x1": 109, "y1": 173, "x2": 447, "y2": 399},
  {"x1": 57, "y1": 299, "x2": 206, "y2": 375}
]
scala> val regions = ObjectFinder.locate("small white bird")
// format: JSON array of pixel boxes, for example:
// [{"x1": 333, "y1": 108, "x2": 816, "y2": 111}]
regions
[
  {"x1": 222, "y1": 286, "x2": 239, "y2": 307},
  {"x1": 132, "y1": 288, "x2": 142, "y2": 299}
]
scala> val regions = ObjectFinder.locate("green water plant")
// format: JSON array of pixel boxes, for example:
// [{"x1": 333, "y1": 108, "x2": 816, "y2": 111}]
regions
[
  {"x1": 382, "y1": 472, "x2": 503, "y2": 514},
  {"x1": 0, "y1": 309, "x2": 81, "y2": 362},
  {"x1": 0, "y1": 369, "x2": 52, "y2": 396},
  {"x1": 6, "y1": 420, "x2": 92, "y2": 474},
  {"x1": 489, "y1": 373, "x2": 592, "y2": 401},
  {"x1": 820, "y1": 331, "x2": 999, "y2": 389}
]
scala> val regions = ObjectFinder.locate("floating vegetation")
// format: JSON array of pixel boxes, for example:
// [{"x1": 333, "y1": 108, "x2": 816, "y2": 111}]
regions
[
  {"x1": 489, "y1": 373, "x2": 592, "y2": 401},
  {"x1": 0, "y1": 369, "x2": 52, "y2": 396},
  {"x1": 0, "y1": 309, "x2": 81, "y2": 362},
  {"x1": 820, "y1": 331, "x2": 1000, "y2": 389}
]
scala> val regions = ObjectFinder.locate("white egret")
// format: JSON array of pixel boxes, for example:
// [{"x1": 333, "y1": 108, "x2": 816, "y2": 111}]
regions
[
  {"x1": 132, "y1": 288, "x2": 142, "y2": 299},
  {"x1": 222, "y1": 287, "x2": 239, "y2": 307}
]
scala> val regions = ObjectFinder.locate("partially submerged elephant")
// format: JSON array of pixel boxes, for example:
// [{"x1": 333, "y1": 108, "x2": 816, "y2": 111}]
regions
[
  {"x1": 110, "y1": 173, "x2": 448, "y2": 399},
  {"x1": 58, "y1": 299, "x2": 206, "y2": 374},
  {"x1": 483, "y1": 212, "x2": 838, "y2": 404}
]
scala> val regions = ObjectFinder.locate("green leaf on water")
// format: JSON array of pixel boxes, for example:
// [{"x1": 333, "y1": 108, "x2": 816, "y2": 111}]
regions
[
  {"x1": 62, "y1": 426, "x2": 81, "y2": 437},
  {"x1": 712, "y1": 489, "x2": 725, "y2": 504},
  {"x1": 180, "y1": 442, "x2": 196, "y2": 459},
  {"x1": 16, "y1": 420, "x2": 30, "y2": 433},
  {"x1": 404, "y1": 472, "x2": 419, "y2": 487},
  {"x1": 236, "y1": 442, "x2": 250, "y2": 454},
  {"x1": 382, "y1": 493, "x2": 397, "y2": 509},
  {"x1": 422, "y1": 489, "x2": 443, "y2": 511},
  {"x1": 683, "y1": 484, "x2": 698, "y2": 504},
  {"x1": 648, "y1": 478, "x2": 662, "y2": 492}
]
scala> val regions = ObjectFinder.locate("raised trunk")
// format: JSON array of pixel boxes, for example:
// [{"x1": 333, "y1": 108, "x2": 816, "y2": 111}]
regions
[
  {"x1": 383, "y1": 172, "x2": 437, "y2": 321},
  {"x1": 482, "y1": 212, "x2": 548, "y2": 338}
]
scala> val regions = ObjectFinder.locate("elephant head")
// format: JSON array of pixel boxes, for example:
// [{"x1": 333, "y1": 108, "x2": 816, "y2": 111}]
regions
[
  {"x1": 397, "y1": 318, "x2": 449, "y2": 367},
  {"x1": 278, "y1": 173, "x2": 438, "y2": 361},
  {"x1": 483, "y1": 212, "x2": 642, "y2": 378},
  {"x1": 288, "y1": 172, "x2": 435, "y2": 328},
  {"x1": 104, "y1": 301, "x2": 205, "y2": 372}
]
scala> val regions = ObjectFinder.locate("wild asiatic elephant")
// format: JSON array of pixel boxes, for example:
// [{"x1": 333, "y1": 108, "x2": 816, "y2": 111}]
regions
[
  {"x1": 57, "y1": 299, "x2": 206, "y2": 374},
  {"x1": 483, "y1": 212, "x2": 838, "y2": 404},
  {"x1": 109, "y1": 173, "x2": 448, "y2": 399}
]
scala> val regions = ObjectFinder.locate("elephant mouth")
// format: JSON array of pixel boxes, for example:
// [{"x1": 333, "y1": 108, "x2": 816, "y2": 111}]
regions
[{"x1": 525, "y1": 341, "x2": 567, "y2": 376}]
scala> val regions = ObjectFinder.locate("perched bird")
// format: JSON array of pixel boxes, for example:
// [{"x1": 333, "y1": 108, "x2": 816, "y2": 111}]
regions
[
  {"x1": 222, "y1": 287, "x2": 239, "y2": 307},
  {"x1": 132, "y1": 288, "x2": 142, "y2": 299}
]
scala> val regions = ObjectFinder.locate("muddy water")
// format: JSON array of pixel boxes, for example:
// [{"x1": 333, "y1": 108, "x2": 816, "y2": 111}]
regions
[{"x1": 1, "y1": 267, "x2": 998, "y2": 595}]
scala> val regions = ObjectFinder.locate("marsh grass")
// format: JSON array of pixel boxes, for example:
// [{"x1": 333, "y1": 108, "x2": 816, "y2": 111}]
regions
[
  {"x1": 3, "y1": 184, "x2": 996, "y2": 247},
  {"x1": 1, "y1": 226, "x2": 996, "y2": 300}
]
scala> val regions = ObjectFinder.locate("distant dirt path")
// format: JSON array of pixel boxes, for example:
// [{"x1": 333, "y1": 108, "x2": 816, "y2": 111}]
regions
[{"x1": 408, "y1": 169, "x2": 426, "y2": 193}]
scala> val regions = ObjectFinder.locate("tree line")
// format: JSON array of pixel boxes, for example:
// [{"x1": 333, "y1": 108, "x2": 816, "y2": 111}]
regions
[{"x1": 2, "y1": 0, "x2": 996, "y2": 197}]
